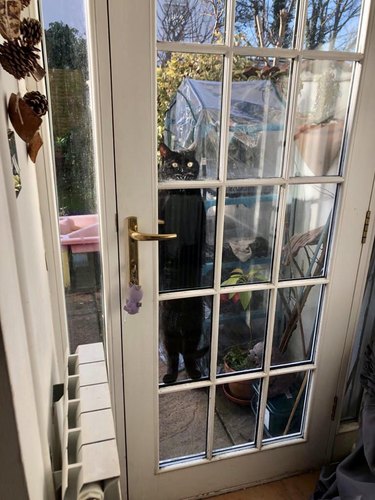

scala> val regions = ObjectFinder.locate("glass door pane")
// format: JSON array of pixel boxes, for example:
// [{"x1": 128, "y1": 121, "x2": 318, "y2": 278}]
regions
[
  {"x1": 292, "y1": 60, "x2": 354, "y2": 178},
  {"x1": 234, "y1": 1, "x2": 297, "y2": 48},
  {"x1": 157, "y1": 52, "x2": 224, "y2": 180},
  {"x1": 228, "y1": 57, "x2": 290, "y2": 179},
  {"x1": 157, "y1": 1, "x2": 226, "y2": 44},
  {"x1": 304, "y1": 0, "x2": 362, "y2": 51}
]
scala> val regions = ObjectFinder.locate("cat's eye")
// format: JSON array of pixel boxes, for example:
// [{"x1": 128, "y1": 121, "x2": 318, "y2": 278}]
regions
[
  {"x1": 172, "y1": 162, "x2": 178, "y2": 168},
  {"x1": 187, "y1": 162, "x2": 193, "y2": 168}
]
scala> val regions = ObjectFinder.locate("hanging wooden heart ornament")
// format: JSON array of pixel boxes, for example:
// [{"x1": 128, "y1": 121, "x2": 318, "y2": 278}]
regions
[
  {"x1": 8, "y1": 92, "x2": 42, "y2": 142},
  {"x1": 27, "y1": 131, "x2": 43, "y2": 163},
  {"x1": 0, "y1": 0, "x2": 21, "y2": 41}
]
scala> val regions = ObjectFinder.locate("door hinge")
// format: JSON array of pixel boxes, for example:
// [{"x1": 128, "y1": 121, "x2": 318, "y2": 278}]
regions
[
  {"x1": 331, "y1": 395, "x2": 338, "y2": 421},
  {"x1": 115, "y1": 213, "x2": 119, "y2": 233},
  {"x1": 361, "y1": 210, "x2": 371, "y2": 244}
]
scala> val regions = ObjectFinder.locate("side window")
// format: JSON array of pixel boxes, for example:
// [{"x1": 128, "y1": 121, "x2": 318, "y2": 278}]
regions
[{"x1": 43, "y1": 2, "x2": 104, "y2": 352}]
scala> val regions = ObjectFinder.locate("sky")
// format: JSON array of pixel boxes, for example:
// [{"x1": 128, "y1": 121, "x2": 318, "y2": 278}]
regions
[{"x1": 41, "y1": 0, "x2": 86, "y2": 36}]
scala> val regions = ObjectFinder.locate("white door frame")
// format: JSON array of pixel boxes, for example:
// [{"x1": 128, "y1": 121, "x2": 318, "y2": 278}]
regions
[
  {"x1": 85, "y1": 1, "x2": 128, "y2": 495},
  {"x1": 327, "y1": 0, "x2": 375, "y2": 458}
]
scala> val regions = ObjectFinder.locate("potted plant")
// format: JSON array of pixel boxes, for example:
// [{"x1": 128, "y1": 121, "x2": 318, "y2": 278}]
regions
[
  {"x1": 220, "y1": 266, "x2": 265, "y2": 403},
  {"x1": 222, "y1": 344, "x2": 261, "y2": 403}
]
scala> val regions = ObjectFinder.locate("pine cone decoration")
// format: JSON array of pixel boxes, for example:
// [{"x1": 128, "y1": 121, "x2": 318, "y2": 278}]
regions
[
  {"x1": 20, "y1": 0, "x2": 31, "y2": 9},
  {"x1": 20, "y1": 18, "x2": 42, "y2": 46},
  {"x1": 0, "y1": 39, "x2": 40, "y2": 79},
  {"x1": 23, "y1": 91, "x2": 48, "y2": 116}
]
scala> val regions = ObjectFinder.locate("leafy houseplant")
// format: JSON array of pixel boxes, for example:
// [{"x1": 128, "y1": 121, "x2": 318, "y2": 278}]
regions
[
  {"x1": 220, "y1": 266, "x2": 265, "y2": 402},
  {"x1": 223, "y1": 345, "x2": 256, "y2": 371}
]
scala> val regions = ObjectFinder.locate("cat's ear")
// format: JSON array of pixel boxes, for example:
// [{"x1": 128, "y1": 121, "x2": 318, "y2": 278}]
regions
[{"x1": 159, "y1": 143, "x2": 172, "y2": 159}]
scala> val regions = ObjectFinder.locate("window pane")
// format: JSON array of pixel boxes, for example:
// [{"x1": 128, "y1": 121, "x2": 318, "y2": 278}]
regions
[
  {"x1": 304, "y1": 0, "x2": 362, "y2": 51},
  {"x1": 213, "y1": 378, "x2": 261, "y2": 451},
  {"x1": 280, "y1": 184, "x2": 336, "y2": 281},
  {"x1": 292, "y1": 60, "x2": 354, "y2": 177},
  {"x1": 217, "y1": 291, "x2": 269, "y2": 376},
  {"x1": 157, "y1": 0, "x2": 226, "y2": 44},
  {"x1": 159, "y1": 189, "x2": 216, "y2": 292},
  {"x1": 271, "y1": 286, "x2": 322, "y2": 367},
  {"x1": 234, "y1": 0, "x2": 296, "y2": 48},
  {"x1": 227, "y1": 57, "x2": 289, "y2": 179},
  {"x1": 159, "y1": 296, "x2": 212, "y2": 384},
  {"x1": 159, "y1": 388, "x2": 208, "y2": 463},
  {"x1": 43, "y1": 1, "x2": 103, "y2": 353},
  {"x1": 221, "y1": 186, "x2": 278, "y2": 285},
  {"x1": 157, "y1": 52, "x2": 223, "y2": 180},
  {"x1": 262, "y1": 371, "x2": 310, "y2": 441}
]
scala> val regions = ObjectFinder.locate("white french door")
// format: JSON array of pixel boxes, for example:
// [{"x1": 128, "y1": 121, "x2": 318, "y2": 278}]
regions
[{"x1": 91, "y1": 0, "x2": 375, "y2": 498}]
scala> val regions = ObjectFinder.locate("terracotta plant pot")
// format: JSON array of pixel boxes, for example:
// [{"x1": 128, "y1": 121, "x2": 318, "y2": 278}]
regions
[
  {"x1": 223, "y1": 359, "x2": 254, "y2": 403},
  {"x1": 222, "y1": 383, "x2": 252, "y2": 406}
]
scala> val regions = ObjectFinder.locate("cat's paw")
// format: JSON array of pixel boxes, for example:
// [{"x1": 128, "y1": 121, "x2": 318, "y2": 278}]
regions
[
  {"x1": 186, "y1": 366, "x2": 202, "y2": 380},
  {"x1": 163, "y1": 372, "x2": 178, "y2": 384},
  {"x1": 188, "y1": 370, "x2": 202, "y2": 380}
]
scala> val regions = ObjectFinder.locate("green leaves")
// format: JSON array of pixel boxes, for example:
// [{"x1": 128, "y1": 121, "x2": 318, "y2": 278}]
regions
[
  {"x1": 239, "y1": 291, "x2": 252, "y2": 310},
  {"x1": 221, "y1": 265, "x2": 265, "y2": 311},
  {"x1": 221, "y1": 268, "x2": 243, "y2": 287}
]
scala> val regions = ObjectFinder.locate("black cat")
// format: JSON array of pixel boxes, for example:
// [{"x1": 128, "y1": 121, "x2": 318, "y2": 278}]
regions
[{"x1": 158, "y1": 143, "x2": 208, "y2": 384}]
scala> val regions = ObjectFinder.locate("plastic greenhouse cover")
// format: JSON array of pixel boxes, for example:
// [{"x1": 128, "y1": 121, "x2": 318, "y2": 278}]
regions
[{"x1": 164, "y1": 78, "x2": 286, "y2": 179}]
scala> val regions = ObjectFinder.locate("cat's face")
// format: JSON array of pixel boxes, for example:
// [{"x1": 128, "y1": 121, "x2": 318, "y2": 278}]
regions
[{"x1": 159, "y1": 143, "x2": 199, "y2": 181}]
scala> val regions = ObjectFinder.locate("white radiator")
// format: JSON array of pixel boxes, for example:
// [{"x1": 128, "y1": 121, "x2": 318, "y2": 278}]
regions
[{"x1": 55, "y1": 342, "x2": 122, "y2": 500}]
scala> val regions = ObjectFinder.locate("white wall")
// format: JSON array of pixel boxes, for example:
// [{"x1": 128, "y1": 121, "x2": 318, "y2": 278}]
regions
[
  {"x1": 0, "y1": 65, "x2": 64, "y2": 499},
  {"x1": 0, "y1": 324, "x2": 29, "y2": 499}
]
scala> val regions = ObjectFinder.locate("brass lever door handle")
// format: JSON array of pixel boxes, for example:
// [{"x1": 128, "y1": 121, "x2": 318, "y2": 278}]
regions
[
  {"x1": 125, "y1": 216, "x2": 177, "y2": 286},
  {"x1": 129, "y1": 230, "x2": 177, "y2": 241}
]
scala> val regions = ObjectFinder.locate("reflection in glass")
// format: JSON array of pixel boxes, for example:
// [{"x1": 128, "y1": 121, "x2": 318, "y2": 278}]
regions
[
  {"x1": 157, "y1": 0, "x2": 226, "y2": 44},
  {"x1": 217, "y1": 291, "x2": 269, "y2": 377},
  {"x1": 292, "y1": 60, "x2": 353, "y2": 177},
  {"x1": 159, "y1": 296, "x2": 212, "y2": 384},
  {"x1": 305, "y1": 0, "x2": 362, "y2": 51},
  {"x1": 221, "y1": 186, "x2": 278, "y2": 284},
  {"x1": 213, "y1": 378, "x2": 261, "y2": 451},
  {"x1": 271, "y1": 286, "x2": 322, "y2": 366},
  {"x1": 159, "y1": 389, "x2": 208, "y2": 463},
  {"x1": 234, "y1": 0, "x2": 296, "y2": 48},
  {"x1": 263, "y1": 371, "x2": 309, "y2": 440},
  {"x1": 159, "y1": 189, "x2": 216, "y2": 292},
  {"x1": 280, "y1": 184, "x2": 336, "y2": 280},
  {"x1": 157, "y1": 52, "x2": 223, "y2": 179},
  {"x1": 227, "y1": 57, "x2": 289, "y2": 179}
]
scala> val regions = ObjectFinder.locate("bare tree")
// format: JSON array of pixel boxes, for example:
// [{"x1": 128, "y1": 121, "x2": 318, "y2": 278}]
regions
[
  {"x1": 235, "y1": 0, "x2": 296, "y2": 48},
  {"x1": 235, "y1": 0, "x2": 360, "y2": 50},
  {"x1": 305, "y1": 0, "x2": 361, "y2": 50},
  {"x1": 157, "y1": 0, "x2": 361, "y2": 72},
  {"x1": 157, "y1": 0, "x2": 225, "y2": 45},
  {"x1": 158, "y1": 0, "x2": 361, "y2": 51}
]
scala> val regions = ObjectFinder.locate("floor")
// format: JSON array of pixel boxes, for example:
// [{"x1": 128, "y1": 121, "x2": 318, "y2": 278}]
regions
[
  {"x1": 211, "y1": 471, "x2": 319, "y2": 499},
  {"x1": 65, "y1": 290, "x2": 102, "y2": 352}
]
